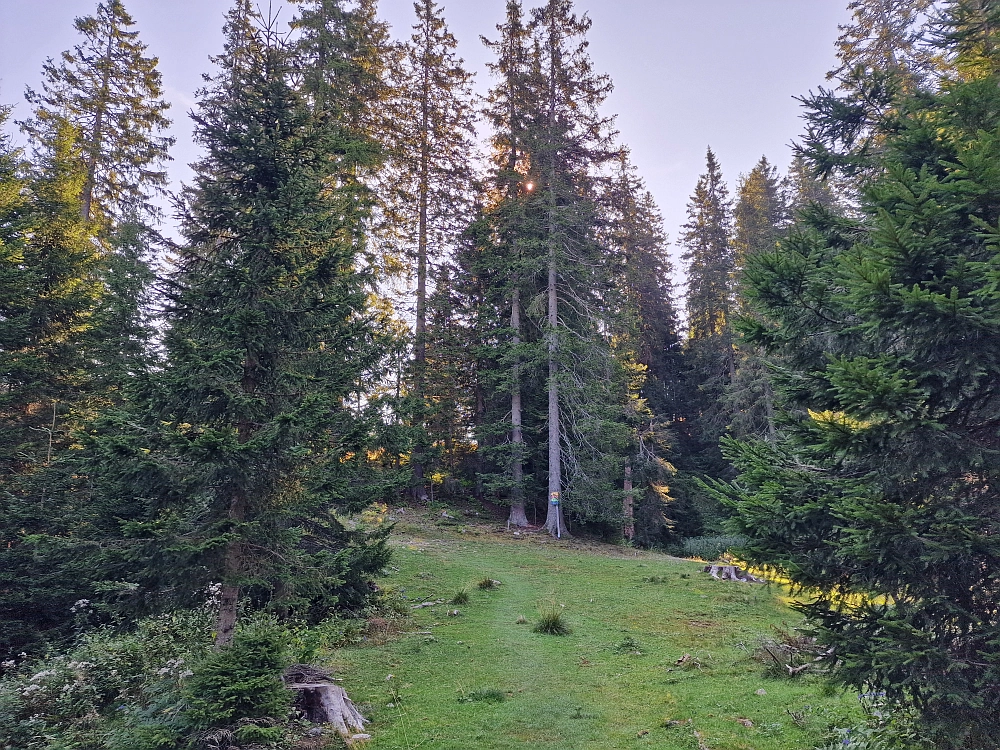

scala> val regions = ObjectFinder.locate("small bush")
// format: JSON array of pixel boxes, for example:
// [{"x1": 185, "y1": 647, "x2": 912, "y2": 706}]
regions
[
  {"x1": 533, "y1": 609, "x2": 571, "y2": 636},
  {"x1": 477, "y1": 578, "x2": 500, "y2": 590},
  {"x1": 451, "y1": 589, "x2": 470, "y2": 605},
  {"x1": 184, "y1": 619, "x2": 292, "y2": 730},
  {"x1": 682, "y1": 535, "x2": 748, "y2": 561}
]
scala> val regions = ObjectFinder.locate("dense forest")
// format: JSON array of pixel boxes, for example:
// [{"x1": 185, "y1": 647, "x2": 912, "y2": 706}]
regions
[{"x1": 1, "y1": 0, "x2": 999, "y2": 747}]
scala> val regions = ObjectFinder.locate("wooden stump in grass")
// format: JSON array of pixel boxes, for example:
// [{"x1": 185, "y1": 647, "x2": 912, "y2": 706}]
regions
[{"x1": 284, "y1": 664, "x2": 370, "y2": 745}]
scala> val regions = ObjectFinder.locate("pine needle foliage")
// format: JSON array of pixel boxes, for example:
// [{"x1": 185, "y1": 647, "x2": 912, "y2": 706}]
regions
[{"x1": 717, "y1": 8, "x2": 1000, "y2": 745}]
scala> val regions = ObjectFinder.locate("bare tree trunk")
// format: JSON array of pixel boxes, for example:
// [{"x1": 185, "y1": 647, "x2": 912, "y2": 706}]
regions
[
  {"x1": 509, "y1": 286, "x2": 529, "y2": 527},
  {"x1": 542, "y1": 9, "x2": 566, "y2": 539},
  {"x1": 543, "y1": 239, "x2": 566, "y2": 537},
  {"x1": 623, "y1": 458, "x2": 635, "y2": 541},
  {"x1": 411, "y1": 24, "x2": 432, "y2": 504}
]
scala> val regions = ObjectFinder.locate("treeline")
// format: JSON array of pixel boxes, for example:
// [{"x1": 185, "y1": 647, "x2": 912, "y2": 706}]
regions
[{"x1": 0, "y1": 0, "x2": 703, "y2": 661}]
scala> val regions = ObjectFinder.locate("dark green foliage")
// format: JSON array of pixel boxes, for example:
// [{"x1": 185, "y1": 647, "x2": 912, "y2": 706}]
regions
[
  {"x1": 717, "y1": 14, "x2": 1000, "y2": 746},
  {"x1": 82, "y1": 3, "x2": 392, "y2": 643},
  {"x1": 681, "y1": 535, "x2": 748, "y2": 562},
  {"x1": 451, "y1": 589, "x2": 470, "y2": 605},
  {"x1": 184, "y1": 622, "x2": 291, "y2": 730},
  {"x1": 0, "y1": 115, "x2": 109, "y2": 657},
  {"x1": 21, "y1": 0, "x2": 173, "y2": 224}
]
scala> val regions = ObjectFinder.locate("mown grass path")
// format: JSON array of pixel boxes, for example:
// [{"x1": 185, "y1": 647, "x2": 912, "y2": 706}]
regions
[{"x1": 328, "y1": 516, "x2": 861, "y2": 749}]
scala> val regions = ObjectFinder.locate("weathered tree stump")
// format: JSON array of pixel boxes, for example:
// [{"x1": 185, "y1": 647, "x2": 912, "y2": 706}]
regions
[
  {"x1": 702, "y1": 564, "x2": 763, "y2": 583},
  {"x1": 284, "y1": 665, "x2": 370, "y2": 745}
]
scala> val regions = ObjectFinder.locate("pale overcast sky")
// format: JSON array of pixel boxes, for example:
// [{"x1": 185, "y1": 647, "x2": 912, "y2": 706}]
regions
[{"x1": 0, "y1": 0, "x2": 851, "y2": 276}]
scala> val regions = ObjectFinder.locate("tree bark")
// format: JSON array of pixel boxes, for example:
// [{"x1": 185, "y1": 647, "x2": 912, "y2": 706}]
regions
[
  {"x1": 285, "y1": 666, "x2": 369, "y2": 744},
  {"x1": 215, "y1": 353, "x2": 257, "y2": 648},
  {"x1": 623, "y1": 458, "x2": 634, "y2": 541},
  {"x1": 410, "y1": 8, "x2": 432, "y2": 503},
  {"x1": 509, "y1": 286, "x2": 529, "y2": 527},
  {"x1": 542, "y1": 9, "x2": 567, "y2": 539}
]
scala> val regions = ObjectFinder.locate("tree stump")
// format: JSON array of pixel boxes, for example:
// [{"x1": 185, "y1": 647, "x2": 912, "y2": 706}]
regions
[
  {"x1": 702, "y1": 564, "x2": 763, "y2": 583},
  {"x1": 284, "y1": 665, "x2": 370, "y2": 745}
]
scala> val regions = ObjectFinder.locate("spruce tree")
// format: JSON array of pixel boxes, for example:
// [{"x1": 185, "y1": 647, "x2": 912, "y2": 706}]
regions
[
  {"x1": 102, "y1": 3, "x2": 389, "y2": 646},
  {"x1": 393, "y1": 0, "x2": 477, "y2": 501},
  {"x1": 727, "y1": 156, "x2": 788, "y2": 442},
  {"x1": 21, "y1": 0, "x2": 173, "y2": 224},
  {"x1": 528, "y1": 0, "x2": 619, "y2": 537},
  {"x1": 482, "y1": 0, "x2": 535, "y2": 527},
  {"x1": 718, "y1": 8, "x2": 1000, "y2": 743},
  {"x1": 681, "y1": 148, "x2": 735, "y2": 450},
  {"x1": 0, "y1": 113, "x2": 105, "y2": 656},
  {"x1": 600, "y1": 154, "x2": 683, "y2": 542},
  {"x1": 799, "y1": 0, "x2": 938, "y2": 181}
]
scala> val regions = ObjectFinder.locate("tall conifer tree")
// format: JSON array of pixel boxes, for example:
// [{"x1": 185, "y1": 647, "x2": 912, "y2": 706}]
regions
[
  {"x1": 107, "y1": 2, "x2": 389, "y2": 646},
  {"x1": 0, "y1": 114, "x2": 105, "y2": 655},
  {"x1": 394, "y1": 0, "x2": 477, "y2": 501},
  {"x1": 727, "y1": 156, "x2": 787, "y2": 441},
  {"x1": 22, "y1": 0, "x2": 172, "y2": 224},
  {"x1": 681, "y1": 148, "x2": 735, "y2": 448},
  {"x1": 718, "y1": 6, "x2": 1000, "y2": 743}
]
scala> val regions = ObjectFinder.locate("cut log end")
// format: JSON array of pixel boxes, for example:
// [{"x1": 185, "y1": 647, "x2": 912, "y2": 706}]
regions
[{"x1": 285, "y1": 665, "x2": 368, "y2": 744}]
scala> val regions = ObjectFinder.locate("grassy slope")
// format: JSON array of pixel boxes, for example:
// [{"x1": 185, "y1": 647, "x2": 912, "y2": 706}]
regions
[{"x1": 327, "y1": 513, "x2": 861, "y2": 749}]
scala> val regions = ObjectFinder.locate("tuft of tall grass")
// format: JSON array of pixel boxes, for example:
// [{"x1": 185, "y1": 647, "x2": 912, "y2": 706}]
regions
[
  {"x1": 533, "y1": 608, "x2": 571, "y2": 636},
  {"x1": 477, "y1": 577, "x2": 501, "y2": 590},
  {"x1": 450, "y1": 589, "x2": 470, "y2": 605}
]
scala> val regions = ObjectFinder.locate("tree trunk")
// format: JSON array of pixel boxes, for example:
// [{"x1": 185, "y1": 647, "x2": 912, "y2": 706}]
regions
[
  {"x1": 215, "y1": 489, "x2": 246, "y2": 648},
  {"x1": 623, "y1": 458, "x2": 634, "y2": 541},
  {"x1": 411, "y1": 16, "x2": 432, "y2": 503},
  {"x1": 542, "y1": 11, "x2": 566, "y2": 539},
  {"x1": 509, "y1": 286, "x2": 529, "y2": 527},
  {"x1": 215, "y1": 354, "x2": 256, "y2": 648},
  {"x1": 543, "y1": 241, "x2": 566, "y2": 537}
]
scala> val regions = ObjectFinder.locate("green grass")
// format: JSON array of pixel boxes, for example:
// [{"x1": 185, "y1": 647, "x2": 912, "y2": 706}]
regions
[{"x1": 324, "y1": 516, "x2": 862, "y2": 749}]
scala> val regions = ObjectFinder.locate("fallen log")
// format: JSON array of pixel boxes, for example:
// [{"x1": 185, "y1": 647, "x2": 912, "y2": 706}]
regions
[{"x1": 283, "y1": 664, "x2": 370, "y2": 745}]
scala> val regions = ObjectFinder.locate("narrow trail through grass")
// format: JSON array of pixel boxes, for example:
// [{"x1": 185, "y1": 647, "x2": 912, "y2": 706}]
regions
[{"x1": 326, "y1": 512, "x2": 861, "y2": 749}]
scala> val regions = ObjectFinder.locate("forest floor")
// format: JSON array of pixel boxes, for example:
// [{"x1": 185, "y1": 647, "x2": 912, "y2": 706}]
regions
[{"x1": 322, "y1": 505, "x2": 863, "y2": 749}]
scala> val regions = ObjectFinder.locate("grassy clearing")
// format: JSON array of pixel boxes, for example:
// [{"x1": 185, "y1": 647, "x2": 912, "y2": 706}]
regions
[{"x1": 324, "y1": 511, "x2": 862, "y2": 749}]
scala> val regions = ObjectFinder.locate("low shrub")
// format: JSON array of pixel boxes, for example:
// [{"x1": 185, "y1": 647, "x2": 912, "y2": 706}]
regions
[
  {"x1": 682, "y1": 535, "x2": 748, "y2": 561},
  {"x1": 476, "y1": 578, "x2": 500, "y2": 591},
  {"x1": 184, "y1": 619, "x2": 292, "y2": 730},
  {"x1": 451, "y1": 589, "x2": 470, "y2": 605}
]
